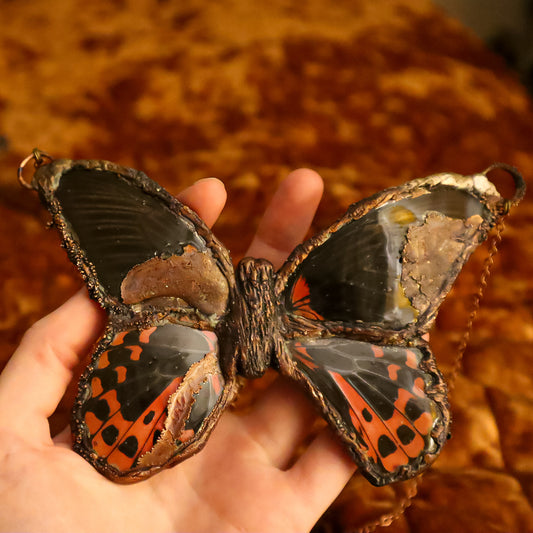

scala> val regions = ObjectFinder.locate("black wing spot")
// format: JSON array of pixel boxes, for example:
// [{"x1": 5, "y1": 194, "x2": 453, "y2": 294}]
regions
[
  {"x1": 405, "y1": 397, "x2": 425, "y2": 422},
  {"x1": 118, "y1": 436, "x2": 139, "y2": 458},
  {"x1": 152, "y1": 429, "x2": 162, "y2": 446},
  {"x1": 143, "y1": 410, "x2": 156, "y2": 425},
  {"x1": 91, "y1": 399, "x2": 111, "y2": 421},
  {"x1": 397, "y1": 424, "x2": 416, "y2": 445},
  {"x1": 362, "y1": 408, "x2": 373, "y2": 422},
  {"x1": 101, "y1": 425, "x2": 119, "y2": 445},
  {"x1": 377, "y1": 434, "x2": 397, "y2": 458}
]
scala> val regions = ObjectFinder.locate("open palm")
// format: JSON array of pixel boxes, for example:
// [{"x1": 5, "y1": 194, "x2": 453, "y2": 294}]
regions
[{"x1": 0, "y1": 170, "x2": 356, "y2": 533}]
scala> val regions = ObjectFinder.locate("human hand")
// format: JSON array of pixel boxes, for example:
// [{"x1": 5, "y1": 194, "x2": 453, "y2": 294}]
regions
[{"x1": 0, "y1": 169, "x2": 356, "y2": 533}]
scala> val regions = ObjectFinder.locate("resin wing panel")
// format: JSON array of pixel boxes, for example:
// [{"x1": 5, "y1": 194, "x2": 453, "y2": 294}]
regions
[
  {"x1": 32, "y1": 159, "x2": 233, "y2": 315},
  {"x1": 278, "y1": 173, "x2": 506, "y2": 337},
  {"x1": 289, "y1": 337, "x2": 446, "y2": 485},
  {"x1": 75, "y1": 322, "x2": 231, "y2": 482}
]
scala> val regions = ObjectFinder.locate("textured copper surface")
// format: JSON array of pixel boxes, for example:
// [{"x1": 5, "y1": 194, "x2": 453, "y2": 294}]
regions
[{"x1": 1, "y1": 1, "x2": 533, "y2": 530}]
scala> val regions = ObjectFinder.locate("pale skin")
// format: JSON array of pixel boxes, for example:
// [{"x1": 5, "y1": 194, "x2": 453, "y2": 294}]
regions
[{"x1": 0, "y1": 169, "x2": 357, "y2": 533}]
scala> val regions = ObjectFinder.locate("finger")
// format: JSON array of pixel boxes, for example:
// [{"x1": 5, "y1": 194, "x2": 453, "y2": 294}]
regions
[
  {"x1": 240, "y1": 377, "x2": 319, "y2": 469},
  {"x1": 246, "y1": 169, "x2": 324, "y2": 268},
  {"x1": 289, "y1": 427, "x2": 357, "y2": 513},
  {"x1": 52, "y1": 425, "x2": 72, "y2": 447},
  {"x1": 177, "y1": 177, "x2": 227, "y2": 228},
  {"x1": 0, "y1": 291, "x2": 104, "y2": 443}
]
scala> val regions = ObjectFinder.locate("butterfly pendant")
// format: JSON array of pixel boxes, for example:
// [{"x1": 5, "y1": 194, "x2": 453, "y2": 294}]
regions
[{"x1": 23, "y1": 153, "x2": 524, "y2": 486}]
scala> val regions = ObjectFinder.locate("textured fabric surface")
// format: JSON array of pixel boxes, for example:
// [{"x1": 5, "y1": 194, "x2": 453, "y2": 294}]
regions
[{"x1": 1, "y1": 1, "x2": 533, "y2": 531}]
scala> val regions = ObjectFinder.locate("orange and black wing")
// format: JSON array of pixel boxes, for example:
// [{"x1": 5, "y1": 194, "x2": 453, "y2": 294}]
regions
[
  {"x1": 76, "y1": 322, "x2": 231, "y2": 482},
  {"x1": 288, "y1": 337, "x2": 445, "y2": 485}
]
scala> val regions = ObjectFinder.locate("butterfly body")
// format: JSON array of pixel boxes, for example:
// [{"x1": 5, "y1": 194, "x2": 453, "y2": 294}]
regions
[
  {"x1": 226, "y1": 257, "x2": 281, "y2": 378},
  {"x1": 26, "y1": 156, "x2": 524, "y2": 486}
]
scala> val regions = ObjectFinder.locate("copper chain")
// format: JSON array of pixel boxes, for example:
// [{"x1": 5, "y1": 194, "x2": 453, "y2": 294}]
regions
[{"x1": 354, "y1": 216, "x2": 507, "y2": 533}]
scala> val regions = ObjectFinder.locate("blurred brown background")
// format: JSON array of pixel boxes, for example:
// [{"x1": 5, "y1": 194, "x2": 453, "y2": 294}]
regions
[{"x1": 1, "y1": 1, "x2": 533, "y2": 531}]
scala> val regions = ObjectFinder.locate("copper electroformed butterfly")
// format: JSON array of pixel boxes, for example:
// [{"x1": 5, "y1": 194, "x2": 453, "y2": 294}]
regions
[{"x1": 20, "y1": 151, "x2": 525, "y2": 486}]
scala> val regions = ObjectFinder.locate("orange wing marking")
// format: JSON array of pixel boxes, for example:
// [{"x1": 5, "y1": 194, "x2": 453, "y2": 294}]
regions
[
  {"x1": 85, "y1": 411, "x2": 104, "y2": 435},
  {"x1": 139, "y1": 326, "x2": 157, "y2": 344},
  {"x1": 111, "y1": 331, "x2": 128, "y2": 346},
  {"x1": 291, "y1": 276, "x2": 324, "y2": 320},
  {"x1": 90, "y1": 377, "x2": 184, "y2": 471},
  {"x1": 292, "y1": 342, "x2": 319, "y2": 370},
  {"x1": 91, "y1": 377, "x2": 103, "y2": 396},
  {"x1": 413, "y1": 377, "x2": 426, "y2": 397},
  {"x1": 405, "y1": 349, "x2": 418, "y2": 369},
  {"x1": 330, "y1": 371, "x2": 430, "y2": 472},
  {"x1": 126, "y1": 345, "x2": 142, "y2": 361},
  {"x1": 371, "y1": 345, "x2": 384, "y2": 358},
  {"x1": 115, "y1": 366, "x2": 127, "y2": 383},
  {"x1": 387, "y1": 364, "x2": 401, "y2": 381},
  {"x1": 98, "y1": 351, "x2": 110, "y2": 369}
]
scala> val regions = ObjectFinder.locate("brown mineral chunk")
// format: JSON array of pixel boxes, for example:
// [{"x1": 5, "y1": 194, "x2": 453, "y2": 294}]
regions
[{"x1": 121, "y1": 251, "x2": 229, "y2": 316}]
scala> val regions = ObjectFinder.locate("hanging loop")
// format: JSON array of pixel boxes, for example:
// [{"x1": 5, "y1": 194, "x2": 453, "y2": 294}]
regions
[
  {"x1": 482, "y1": 163, "x2": 526, "y2": 210},
  {"x1": 17, "y1": 148, "x2": 53, "y2": 189}
]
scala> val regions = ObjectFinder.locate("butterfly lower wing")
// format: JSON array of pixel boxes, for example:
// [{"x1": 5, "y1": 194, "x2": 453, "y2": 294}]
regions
[
  {"x1": 277, "y1": 171, "x2": 512, "y2": 336},
  {"x1": 75, "y1": 322, "x2": 236, "y2": 482},
  {"x1": 286, "y1": 337, "x2": 447, "y2": 486}
]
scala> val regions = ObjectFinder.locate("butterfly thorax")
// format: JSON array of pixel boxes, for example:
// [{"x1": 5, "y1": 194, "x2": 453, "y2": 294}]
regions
[{"x1": 222, "y1": 257, "x2": 284, "y2": 379}]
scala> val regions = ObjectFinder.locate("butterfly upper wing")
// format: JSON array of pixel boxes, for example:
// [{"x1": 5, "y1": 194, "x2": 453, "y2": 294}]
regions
[
  {"x1": 32, "y1": 159, "x2": 238, "y2": 482},
  {"x1": 277, "y1": 172, "x2": 509, "y2": 335},
  {"x1": 34, "y1": 159, "x2": 233, "y2": 314},
  {"x1": 275, "y1": 169, "x2": 521, "y2": 485}
]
